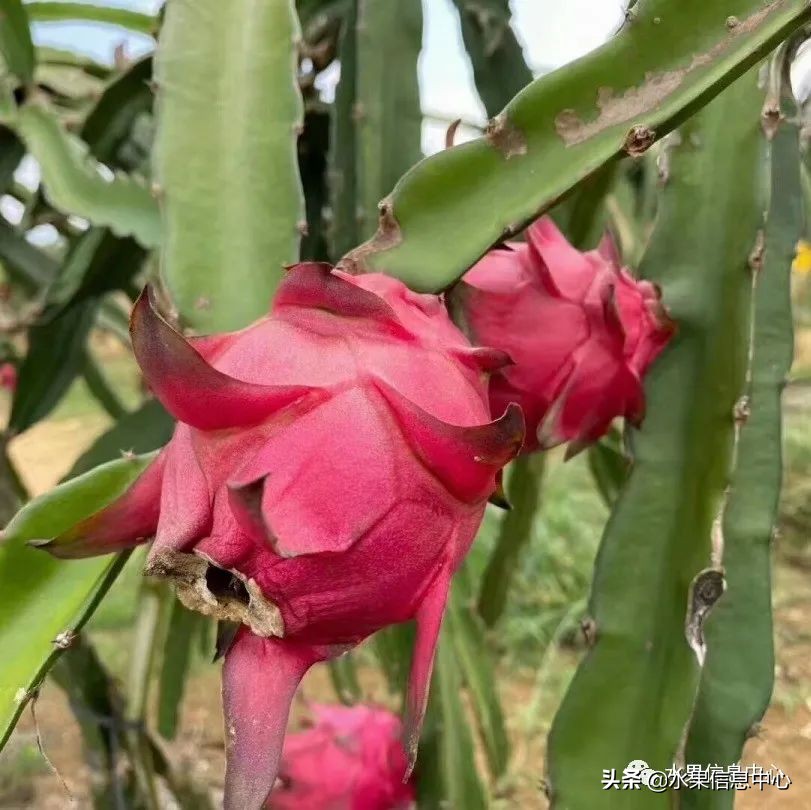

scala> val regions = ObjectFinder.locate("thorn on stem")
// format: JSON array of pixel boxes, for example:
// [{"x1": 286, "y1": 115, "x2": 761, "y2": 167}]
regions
[
  {"x1": 748, "y1": 230, "x2": 766, "y2": 274},
  {"x1": 733, "y1": 395, "x2": 751, "y2": 425},
  {"x1": 746, "y1": 722, "x2": 763, "y2": 739},
  {"x1": 580, "y1": 616, "x2": 598, "y2": 647},
  {"x1": 445, "y1": 119, "x2": 461, "y2": 150},
  {"x1": 623, "y1": 125, "x2": 656, "y2": 157},
  {"x1": 52, "y1": 631, "x2": 76, "y2": 650},
  {"x1": 761, "y1": 103, "x2": 782, "y2": 140}
]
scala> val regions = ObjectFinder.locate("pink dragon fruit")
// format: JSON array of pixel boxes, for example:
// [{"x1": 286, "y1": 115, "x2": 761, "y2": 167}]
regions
[
  {"x1": 453, "y1": 217, "x2": 674, "y2": 453},
  {"x1": 268, "y1": 704, "x2": 414, "y2": 809},
  {"x1": 37, "y1": 263, "x2": 523, "y2": 809}
]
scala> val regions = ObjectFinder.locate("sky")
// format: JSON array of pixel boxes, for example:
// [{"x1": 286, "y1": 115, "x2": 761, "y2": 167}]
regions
[{"x1": 24, "y1": 0, "x2": 628, "y2": 153}]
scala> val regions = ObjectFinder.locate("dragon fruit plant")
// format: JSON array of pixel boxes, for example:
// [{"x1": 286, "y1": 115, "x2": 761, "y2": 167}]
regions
[{"x1": 0, "y1": 1, "x2": 805, "y2": 809}]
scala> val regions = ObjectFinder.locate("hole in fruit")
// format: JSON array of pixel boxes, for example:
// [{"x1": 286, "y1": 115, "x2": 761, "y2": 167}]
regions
[
  {"x1": 205, "y1": 565, "x2": 250, "y2": 606},
  {"x1": 144, "y1": 549, "x2": 284, "y2": 638}
]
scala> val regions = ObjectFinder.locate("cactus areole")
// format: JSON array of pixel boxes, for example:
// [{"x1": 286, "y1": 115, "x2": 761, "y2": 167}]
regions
[
  {"x1": 36, "y1": 263, "x2": 523, "y2": 809},
  {"x1": 453, "y1": 217, "x2": 674, "y2": 454}
]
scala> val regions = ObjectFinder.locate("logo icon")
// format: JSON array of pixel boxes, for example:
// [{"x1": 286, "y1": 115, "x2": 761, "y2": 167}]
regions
[{"x1": 623, "y1": 760, "x2": 655, "y2": 787}]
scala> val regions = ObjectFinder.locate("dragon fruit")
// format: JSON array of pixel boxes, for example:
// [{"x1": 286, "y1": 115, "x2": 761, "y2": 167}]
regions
[
  {"x1": 453, "y1": 217, "x2": 674, "y2": 454},
  {"x1": 269, "y1": 704, "x2": 414, "y2": 809},
  {"x1": 37, "y1": 263, "x2": 523, "y2": 809}
]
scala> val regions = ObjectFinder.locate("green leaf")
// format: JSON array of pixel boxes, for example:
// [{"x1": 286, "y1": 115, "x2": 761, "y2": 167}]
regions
[
  {"x1": 0, "y1": 0, "x2": 35, "y2": 82},
  {"x1": 9, "y1": 299, "x2": 96, "y2": 434},
  {"x1": 25, "y1": 2, "x2": 156, "y2": 35},
  {"x1": 551, "y1": 161, "x2": 618, "y2": 250},
  {"x1": 0, "y1": 454, "x2": 153, "y2": 748},
  {"x1": 326, "y1": 653, "x2": 362, "y2": 705},
  {"x1": 4, "y1": 452, "x2": 156, "y2": 545},
  {"x1": 124, "y1": 579, "x2": 164, "y2": 807},
  {"x1": 43, "y1": 228, "x2": 146, "y2": 315},
  {"x1": 156, "y1": 600, "x2": 199, "y2": 740},
  {"x1": 96, "y1": 295, "x2": 132, "y2": 344},
  {"x1": 82, "y1": 353, "x2": 127, "y2": 421},
  {"x1": 477, "y1": 453, "x2": 545, "y2": 627},
  {"x1": 0, "y1": 125, "x2": 24, "y2": 189},
  {"x1": 10, "y1": 101, "x2": 161, "y2": 248},
  {"x1": 340, "y1": 0, "x2": 811, "y2": 291},
  {"x1": 447, "y1": 570, "x2": 509, "y2": 780},
  {"x1": 681, "y1": 82, "x2": 802, "y2": 809},
  {"x1": 546, "y1": 68, "x2": 765, "y2": 808},
  {"x1": 371, "y1": 622, "x2": 413, "y2": 697},
  {"x1": 605, "y1": 168, "x2": 651, "y2": 266},
  {"x1": 35, "y1": 45, "x2": 109, "y2": 79},
  {"x1": 67, "y1": 398, "x2": 173, "y2": 479},
  {"x1": 450, "y1": 0, "x2": 532, "y2": 117},
  {"x1": 328, "y1": 0, "x2": 359, "y2": 260},
  {"x1": 34, "y1": 61, "x2": 104, "y2": 106},
  {"x1": 417, "y1": 634, "x2": 488, "y2": 810},
  {"x1": 587, "y1": 425, "x2": 630, "y2": 508},
  {"x1": 0, "y1": 441, "x2": 27, "y2": 526},
  {"x1": 0, "y1": 215, "x2": 58, "y2": 291},
  {"x1": 156, "y1": 0, "x2": 305, "y2": 331},
  {"x1": 81, "y1": 56, "x2": 153, "y2": 167}
]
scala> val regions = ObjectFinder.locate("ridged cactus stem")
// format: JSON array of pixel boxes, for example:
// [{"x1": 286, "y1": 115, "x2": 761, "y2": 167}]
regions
[
  {"x1": 450, "y1": 0, "x2": 532, "y2": 118},
  {"x1": 354, "y1": 0, "x2": 423, "y2": 237},
  {"x1": 478, "y1": 454, "x2": 545, "y2": 627},
  {"x1": 156, "y1": 0, "x2": 305, "y2": 330},
  {"x1": 546, "y1": 67, "x2": 765, "y2": 809},
  {"x1": 680, "y1": 51, "x2": 802, "y2": 809},
  {"x1": 328, "y1": 0, "x2": 360, "y2": 260},
  {"x1": 340, "y1": 1, "x2": 811, "y2": 292}
]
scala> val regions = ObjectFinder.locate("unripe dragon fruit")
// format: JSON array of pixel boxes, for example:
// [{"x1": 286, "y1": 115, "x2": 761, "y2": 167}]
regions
[
  {"x1": 453, "y1": 217, "x2": 674, "y2": 454},
  {"x1": 37, "y1": 263, "x2": 523, "y2": 809}
]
